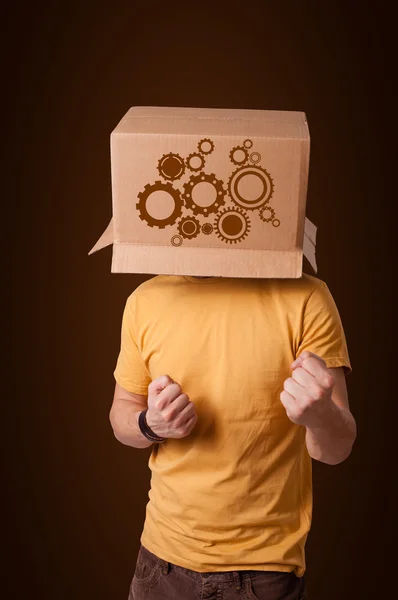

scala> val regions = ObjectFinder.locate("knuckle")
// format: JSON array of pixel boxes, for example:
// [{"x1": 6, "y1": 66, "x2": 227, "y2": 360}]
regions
[
  {"x1": 174, "y1": 414, "x2": 185, "y2": 427},
  {"x1": 172, "y1": 383, "x2": 182, "y2": 395},
  {"x1": 325, "y1": 374, "x2": 334, "y2": 387},
  {"x1": 176, "y1": 413, "x2": 197, "y2": 436},
  {"x1": 186, "y1": 405, "x2": 193, "y2": 416},
  {"x1": 154, "y1": 400, "x2": 164, "y2": 411},
  {"x1": 312, "y1": 386, "x2": 324, "y2": 400}
]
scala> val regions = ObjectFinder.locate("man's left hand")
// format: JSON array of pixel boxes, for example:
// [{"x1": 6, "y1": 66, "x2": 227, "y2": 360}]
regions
[{"x1": 280, "y1": 350, "x2": 336, "y2": 428}]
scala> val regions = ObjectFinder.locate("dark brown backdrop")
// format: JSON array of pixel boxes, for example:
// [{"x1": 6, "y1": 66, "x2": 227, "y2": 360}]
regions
[{"x1": 5, "y1": 2, "x2": 394, "y2": 599}]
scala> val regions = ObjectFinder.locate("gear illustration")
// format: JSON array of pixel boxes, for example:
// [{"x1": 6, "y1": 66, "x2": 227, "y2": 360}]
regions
[
  {"x1": 157, "y1": 153, "x2": 186, "y2": 181},
  {"x1": 214, "y1": 206, "x2": 251, "y2": 244},
  {"x1": 249, "y1": 152, "x2": 261, "y2": 164},
  {"x1": 171, "y1": 235, "x2": 183, "y2": 246},
  {"x1": 259, "y1": 205, "x2": 276, "y2": 223},
  {"x1": 136, "y1": 181, "x2": 183, "y2": 229},
  {"x1": 243, "y1": 139, "x2": 253, "y2": 149},
  {"x1": 182, "y1": 172, "x2": 227, "y2": 216},
  {"x1": 229, "y1": 145, "x2": 249, "y2": 166},
  {"x1": 272, "y1": 218, "x2": 281, "y2": 227},
  {"x1": 186, "y1": 152, "x2": 205, "y2": 172},
  {"x1": 198, "y1": 138, "x2": 215, "y2": 155},
  {"x1": 201, "y1": 222, "x2": 213, "y2": 235},
  {"x1": 177, "y1": 215, "x2": 201, "y2": 239},
  {"x1": 228, "y1": 164, "x2": 274, "y2": 210}
]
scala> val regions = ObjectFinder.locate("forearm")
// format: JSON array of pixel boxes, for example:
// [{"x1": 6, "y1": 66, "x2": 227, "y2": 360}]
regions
[
  {"x1": 305, "y1": 401, "x2": 357, "y2": 465},
  {"x1": 111, "y1": 405, "x2": 154, "y2": 449}
]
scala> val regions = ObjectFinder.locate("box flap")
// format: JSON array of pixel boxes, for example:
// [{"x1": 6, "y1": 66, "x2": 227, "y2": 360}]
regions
[{"x1": 113, "y1": 106, "x2": 309, "y2": 140}]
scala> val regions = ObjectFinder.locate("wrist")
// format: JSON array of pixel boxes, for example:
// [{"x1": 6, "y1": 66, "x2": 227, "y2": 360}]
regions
[
  {"x1": 118, "y1": 410, "x2": 153, "y2": 448},
  {"x1": 133, "y1": 411, "x2": 154, "y2": 447},
  {"x1": 145, "y1": 409, "x2": 158, "y2": 433},
  {"x1": 304, "y1": 398, "x2": 341, "y2": 433},
  {"x1": 139, "y1": 409, "x2": 167, "y2": 443}
]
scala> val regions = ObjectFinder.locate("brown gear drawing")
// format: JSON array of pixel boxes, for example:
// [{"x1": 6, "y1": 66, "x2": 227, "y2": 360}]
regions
[
  {"x1": 243, "y1": 139, "x2": 253, "y2": 149},
  {"x1": 198, "y1": 138, "x2": 215, "y2": 155},
  {"x1": 157, "y1": 153, "x2": 186, "y2": 181},
  {"x1": 171, "y1": 235, "x2": 183, "y2": 246},
  {"x1": 249, "y1": 152, "x2": 261, "y2": 164},
  {"x1": 259, "y1": 205, "x2": 276, "y2": 223},
  {"x1": 186, "y1": 152, "x2": 205, "y2": 172},
  {"x1": 228, "y1": 164, "x2": 274, "y2": 210},
  {"x1": 229, "y1": 145, "x2": 249, "y2": 166},
  {"x1": 201, "y1": 223, "x2": 213, "y2": 235},
  {"x1": 214, "y1": 207, "x2": 251, "y2": 244},
  {"x1": 177, "y1": 215, "x2": 201, "y2": 239},
  {"x1": 136, "y1": 181, "x2": 183, "y2": 229},
  {"x1": 182, "y1": 172, "x2": 227, "y2": 216}
]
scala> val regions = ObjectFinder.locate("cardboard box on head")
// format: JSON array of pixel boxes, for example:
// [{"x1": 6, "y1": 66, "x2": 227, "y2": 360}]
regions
[{"x1": 88, "y1": 106, "x2": 317, "y2": 278}]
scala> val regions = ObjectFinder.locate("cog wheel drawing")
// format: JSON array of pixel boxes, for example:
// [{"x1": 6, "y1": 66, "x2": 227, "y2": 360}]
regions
[
  {"x1": 177, "y1": 215, "x2": 201, "y2": 240},
  {"x1": 186, "y1": 152, "x2": 205, "y2": 172},
  {"x1": 243, "y1": 139, "x2": 253, "y2": 149},
  {"x1": 171, "y1": 235, "x2": 183, "y2": 246},
  {"x1": 229, "y1": 145, "x2": 249, "y2": 166},
  {"x1": 136, "y1": 181, "x2": 183, "y2": 229},
  {"x1": 157, "y1": 153, "x2": 186, "y2": 181},
  {"x1": 201, "y1": 222, "x2": 213, "y2": 235},
  {"x1": 182, "y1": 172, "x2": 227, "y2": 217},
  {"x1": 259, "y1": 205, "x2": 276, "y2": 223},
  {"x1": 228, "y1": 164, "x2": 274, "y2": 210},
  {"x1": 214, "y1": 206, "x2": 251, "y2": 244},
  {"x1": 249, "y1": 152, "x2": 261, "y2": 164},
  {"x1": 198, "y1": 138, "x2": 215, "y2": 155}
]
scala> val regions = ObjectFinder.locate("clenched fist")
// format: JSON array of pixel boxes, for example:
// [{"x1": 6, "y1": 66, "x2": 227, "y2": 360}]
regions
[
  {"x1": 280, "y1": 350, "x2": 335, "y2": 428},
  {"x1": 146, "y1": 375, "x2": 198, "y2": 439}
]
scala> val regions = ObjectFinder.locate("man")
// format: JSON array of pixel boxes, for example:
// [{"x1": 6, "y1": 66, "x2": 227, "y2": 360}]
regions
[{"x1": 109, "y1": 272, "x2": 356, "y2": 600}]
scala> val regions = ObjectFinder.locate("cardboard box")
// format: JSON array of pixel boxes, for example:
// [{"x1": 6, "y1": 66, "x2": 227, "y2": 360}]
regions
[{"x1": 89, "y1": 106, "x2": 317, "y2": 278}]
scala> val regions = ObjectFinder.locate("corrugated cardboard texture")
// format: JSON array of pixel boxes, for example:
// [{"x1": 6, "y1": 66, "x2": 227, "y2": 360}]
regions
[{"x1": 89, "y1": 106, "x2": 312, "y2": 278}]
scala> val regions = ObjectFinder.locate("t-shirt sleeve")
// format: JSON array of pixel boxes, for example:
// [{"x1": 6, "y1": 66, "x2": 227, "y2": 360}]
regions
[
  {"x1": 113, "y1": 295, "x2": 153, "y2": 394},
  {"x1": 296, "y1": 281, "x2": 352, "y2": 376}
]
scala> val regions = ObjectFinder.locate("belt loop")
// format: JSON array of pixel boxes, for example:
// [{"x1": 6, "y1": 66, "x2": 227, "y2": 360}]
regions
[
  {"x1": 233, "y1": 571, "x2": 242, "y2": 590},
  {"x1": 162, "y1": 560, "x2": 170, "y2": 575}
]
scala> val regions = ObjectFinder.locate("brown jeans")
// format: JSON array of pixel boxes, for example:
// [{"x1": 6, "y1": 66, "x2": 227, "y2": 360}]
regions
[{"x1": 128, "y1": 543, "x2": 308, "y2": 600}]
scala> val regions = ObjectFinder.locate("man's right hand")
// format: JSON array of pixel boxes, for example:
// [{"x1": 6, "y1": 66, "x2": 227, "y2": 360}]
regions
[{"x1": 145, "y1": 375, "x2": 198, "y2": 439}]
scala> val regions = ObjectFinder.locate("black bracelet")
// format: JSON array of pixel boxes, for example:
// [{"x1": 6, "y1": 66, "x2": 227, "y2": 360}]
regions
[{"x1": 138, "y1": 409, "x2": 167, "y2": 443}]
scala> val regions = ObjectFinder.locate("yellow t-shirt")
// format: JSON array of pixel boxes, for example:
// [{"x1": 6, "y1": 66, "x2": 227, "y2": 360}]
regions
[{"x1": 113, "y1": 273, "x2": 352, "y2": 577}]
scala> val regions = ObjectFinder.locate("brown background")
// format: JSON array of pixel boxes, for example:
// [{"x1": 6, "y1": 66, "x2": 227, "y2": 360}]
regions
[{"x1": 5, "y1": 1, "x2": 394, "y2": 599}]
